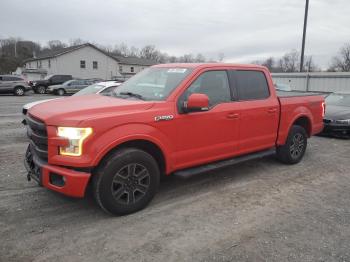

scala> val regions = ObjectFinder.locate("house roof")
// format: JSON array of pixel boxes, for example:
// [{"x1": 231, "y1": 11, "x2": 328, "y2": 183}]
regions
[
  {"x1": 24, "y1": 43, "x2": 101, "y2": 62},
  {"x1": 113, "y1": 55, "x2": 157, "y2": 66},
  {"x1": 24, "y1": 43, "x2": 158, "y2": 67}
]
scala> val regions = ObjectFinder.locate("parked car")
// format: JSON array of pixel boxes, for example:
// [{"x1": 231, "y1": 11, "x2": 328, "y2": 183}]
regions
[
  {"x1": 47, "y1": 79, "x2": 94, "y2": 95},
  {"x1": 274, "y1": 83, "x2": 292, "y2": 92},
  {"x1": 0, "y1": 75, "x2": 31, "y2": 96},
  {"x1": 30, "y1": 75, "x2": 73, "y2": 94},
  {"x1": 23, "y1": 63, "x2": 324, "y2": 215},
  {"x1": 22, "y1": 81, "x2": 122, "y2": 122},
  {"x1": 322, "y1": 92, "x2": 350, "y2": 138}
]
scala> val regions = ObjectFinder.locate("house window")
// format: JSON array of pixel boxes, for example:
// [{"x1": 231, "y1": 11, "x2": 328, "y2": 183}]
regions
[
  {"x1": 119, "y1": 65, "x2": 123, "y2": 72},
  {"x1": 48, "y1": 59, "x2": 51, "y2": 68},
  {"x1": 36, "y1": 61, "x2": 39, "y2": 68},
  {"x1": 80, "y1": 60, "x2": 86, "y2": 69},
  {"x1": 39, "y1": 61, "x2": 42, "y2": 68},
  {"x1": 130, "y1": 67, "x2": 134, "y2": 73},
  {"x1": 93, "y1": 61, "x2": 98, "y2": 69}
]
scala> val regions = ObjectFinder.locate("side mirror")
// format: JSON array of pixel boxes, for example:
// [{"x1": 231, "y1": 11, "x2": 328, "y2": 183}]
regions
[{"x1": 184, "y1": 93, "x2": 209, "y2": 113}]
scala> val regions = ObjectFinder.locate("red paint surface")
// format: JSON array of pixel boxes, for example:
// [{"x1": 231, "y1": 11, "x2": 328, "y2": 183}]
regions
[{"x1": 28, "y1": 63, "x2": 324, "y2": 197}]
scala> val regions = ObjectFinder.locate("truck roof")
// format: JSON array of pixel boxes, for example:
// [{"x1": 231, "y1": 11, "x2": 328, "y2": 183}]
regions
[{"x1": 153, "y1": 63, "x2": 267, "y2": 70}]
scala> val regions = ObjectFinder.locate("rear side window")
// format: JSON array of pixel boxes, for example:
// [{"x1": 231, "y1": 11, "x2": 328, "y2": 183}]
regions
[
  {"x1": 2, "y1": 76, "x2": 23, "y2": 81},
  {"x1": 232, "y1": 71, "x2": 270, "y2": 100}
]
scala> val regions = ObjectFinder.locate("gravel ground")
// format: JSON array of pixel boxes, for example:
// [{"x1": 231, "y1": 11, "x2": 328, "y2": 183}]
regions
[{"x1": 0, "y1": 93, "x2": 350, "y2": 262}]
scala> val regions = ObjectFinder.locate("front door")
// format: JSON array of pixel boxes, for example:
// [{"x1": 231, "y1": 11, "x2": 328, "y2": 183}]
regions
[{"x1": 174, "y1": 70, "x2": 240, "y2": 170}]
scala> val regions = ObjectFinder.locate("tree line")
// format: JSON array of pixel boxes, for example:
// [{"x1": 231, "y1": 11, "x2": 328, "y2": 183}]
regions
[
  {"x1": 0, "y1": 37, "x2": 349, "y2": 74},
  {"x1": 252, "y1": 44, "x2": 350, "y2": 73}
]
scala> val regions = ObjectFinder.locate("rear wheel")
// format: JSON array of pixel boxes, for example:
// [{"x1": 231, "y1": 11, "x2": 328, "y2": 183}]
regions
[
  {"x1": 276, "y1": 125, "x2": 307, "y2": 164},
  {"x1": 36, "y1": 86, "x2": 46, "y2": 94},
  {"x1": 14, "y1": 86, "x2": 25, "y2": 96},
  {"x1": 92, "y1": 148, "x2": 160, "y2": 215},
  {"x1": 57, "y1": 89, "x2": 65, "y2": 96}
]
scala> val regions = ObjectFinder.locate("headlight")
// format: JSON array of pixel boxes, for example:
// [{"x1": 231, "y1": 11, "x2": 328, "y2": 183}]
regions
[
  {"x1": 335, "y1": 119, "x2": 350, "y2": 125},
  {"x1": 57, "y1": 127, "x2": 92, "y2": 156}
]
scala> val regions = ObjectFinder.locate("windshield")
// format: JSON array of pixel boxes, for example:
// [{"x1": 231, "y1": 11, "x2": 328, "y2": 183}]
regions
[
  {"x1": 73, "y1": 84, "x2": 105, "y2": 96},
  {"x1": 112, "y1": 67, "x2": 193, "y2": 101},
  {"x1": 44, "y1": 74, "x2": 53, "y2": 80},
  {"x1": 63, "y1": 80, "x2": 74, "y2": 86},
  {"x1": 326, "y1": 93, "x2": 350, "y2": 107}
]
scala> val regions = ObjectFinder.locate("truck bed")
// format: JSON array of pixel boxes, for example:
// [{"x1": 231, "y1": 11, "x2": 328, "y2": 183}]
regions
[{"x1": 276, "y1": 90, "x2": 322, "y2": 97}]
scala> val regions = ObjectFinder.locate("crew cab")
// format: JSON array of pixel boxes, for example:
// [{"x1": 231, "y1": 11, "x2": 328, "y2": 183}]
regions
[{"x1": 24, "y1": 63, "x2": 324, "y2": 215}]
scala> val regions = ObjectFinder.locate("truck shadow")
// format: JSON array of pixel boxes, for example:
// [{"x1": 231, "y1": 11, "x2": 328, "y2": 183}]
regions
[{"x1": 46, "y1": 155, "x2": 281, "y2": 219}]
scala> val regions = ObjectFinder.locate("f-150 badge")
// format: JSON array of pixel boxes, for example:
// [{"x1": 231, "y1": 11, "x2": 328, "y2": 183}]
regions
[{"x1": 154, "y1": 115, "x2": 174, "y2": 122}]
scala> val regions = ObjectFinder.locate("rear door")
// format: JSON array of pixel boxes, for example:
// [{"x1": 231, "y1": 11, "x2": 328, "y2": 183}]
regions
[
  {"x1": 0, "y1": 76, "x2": 14, "y2": 92},
  {"x1": 174, "y1": 70, "x2": 240, "y2": 169},
  {"x1": 229, "y1": 70, "x2": 279, "y2": 154}
]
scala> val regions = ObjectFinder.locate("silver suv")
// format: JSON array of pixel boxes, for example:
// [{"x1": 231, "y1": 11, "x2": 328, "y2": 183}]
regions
[{"x1": 0, "y1": 75, "x2": 31, "y2": 96}]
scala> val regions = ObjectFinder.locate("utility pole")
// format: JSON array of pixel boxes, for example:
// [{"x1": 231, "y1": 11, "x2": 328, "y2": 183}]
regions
[{"x1": 300, "y1": 0, "x2": 309, "y2": 72}]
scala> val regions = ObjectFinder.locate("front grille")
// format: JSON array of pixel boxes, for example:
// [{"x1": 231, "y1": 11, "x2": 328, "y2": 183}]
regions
[{"x1": 26, "y1": 114, "x2": 48, "y2": 160}]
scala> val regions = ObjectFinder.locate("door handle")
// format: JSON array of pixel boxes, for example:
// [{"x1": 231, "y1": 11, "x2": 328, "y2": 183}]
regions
[
  {"x1": 267, "y1": 108, "x2": 277, "y2": 114},
  {"x1": 227, "y1": 113, "x2": 239, "y2": 119}
]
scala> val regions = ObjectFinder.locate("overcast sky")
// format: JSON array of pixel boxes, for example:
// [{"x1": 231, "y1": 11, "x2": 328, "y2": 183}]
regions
[{"x1": 1, "y1": 0, "x2": 349, "y2": 68}]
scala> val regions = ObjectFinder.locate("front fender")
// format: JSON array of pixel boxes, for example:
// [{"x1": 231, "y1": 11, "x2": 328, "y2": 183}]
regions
[{"x1": 90, "y1": 123, "x2": 174, "y2": 173}]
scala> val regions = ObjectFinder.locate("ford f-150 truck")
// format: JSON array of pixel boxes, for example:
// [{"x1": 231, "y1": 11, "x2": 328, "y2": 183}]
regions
[{"x1": 24, "y1": 63, "x2": 325, "y2": 215}]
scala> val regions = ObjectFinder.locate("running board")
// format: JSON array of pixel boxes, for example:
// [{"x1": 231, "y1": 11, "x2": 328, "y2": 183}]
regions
[{"x1": 173, "y1": 148, "x2": 276, "y2": 179}]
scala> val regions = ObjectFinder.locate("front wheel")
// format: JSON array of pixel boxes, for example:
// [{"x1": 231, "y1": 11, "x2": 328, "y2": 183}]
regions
[
  {"x1": 92, "y1": 148, "x2": 160, "y2": 215},
  {"x1": 276, "y1": 125, "x2": 308, "y2": 165},
  {"x1": 57, "y1": 89, "x2": 65, "y2": 96},
  {"x1": 36, "y1": 86, "x2": 46, "y2": 94},
  {"x1": 14, "y1": 86, "x2": 25, "y2": 96}
]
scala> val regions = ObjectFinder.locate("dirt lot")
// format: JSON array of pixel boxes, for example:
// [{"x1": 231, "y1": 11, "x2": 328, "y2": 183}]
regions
[{"x1": 1, "y1": 93, "x2": 350, "y2": 262}]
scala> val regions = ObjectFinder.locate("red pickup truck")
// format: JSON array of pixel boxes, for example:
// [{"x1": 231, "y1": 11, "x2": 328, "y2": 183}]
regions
[{"x1": 24, "y1": 63, "x2": 324, "y2": 215}]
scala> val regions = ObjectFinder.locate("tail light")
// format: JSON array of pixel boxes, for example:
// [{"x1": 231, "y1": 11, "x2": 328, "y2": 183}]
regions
[{"x1": 321, "y1": 102, "x2": 325, "y2": 118}]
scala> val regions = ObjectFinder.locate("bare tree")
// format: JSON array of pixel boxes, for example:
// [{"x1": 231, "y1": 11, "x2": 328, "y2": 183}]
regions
[
  {"x1": 328, "y1": 43, "x2": 350, "y2": 72},
  {"x1": 277, "y1": 50, "x2": 300, "y2": 72},
  {"x1": 46, "y1": 40, "x2": 67, "y2": 51},
  {"x1": 69, "y1": 38, "x2": 87, "y2": 46}
]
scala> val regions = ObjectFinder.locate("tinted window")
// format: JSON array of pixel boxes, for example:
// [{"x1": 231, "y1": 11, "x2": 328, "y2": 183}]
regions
[
  {"x1": 233, "y1": 71, "x2": 269, "y2": 100},
  {"x1": 180, "y1": 70, "x2": 231, "y2": 108},
  {"x1": 2, "y1": 76, "x2": 23, "y2": 81}
]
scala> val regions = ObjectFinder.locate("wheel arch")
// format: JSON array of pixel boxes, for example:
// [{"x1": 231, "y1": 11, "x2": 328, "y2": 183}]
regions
[{"x1": 292, "y1": 116, "x2": 312, "y2": 137}]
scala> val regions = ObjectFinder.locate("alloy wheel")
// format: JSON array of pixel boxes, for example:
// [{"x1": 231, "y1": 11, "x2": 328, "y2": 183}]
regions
[
  {"x1": 290, "y1": 133, "x2": 305, "y2": 159},
  {"x1": 111, "y1": 163, "x2": 150, "y2": 205}
]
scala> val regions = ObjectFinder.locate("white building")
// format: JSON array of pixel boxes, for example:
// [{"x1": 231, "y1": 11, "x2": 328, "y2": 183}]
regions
[{"x1": 22, "y1": 43, "x2": 157, "y2": 80}]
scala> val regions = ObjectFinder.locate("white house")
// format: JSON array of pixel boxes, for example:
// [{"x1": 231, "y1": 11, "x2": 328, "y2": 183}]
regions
[{"x1": 22, "y1": 43, "x2": 157, "y2": 80}]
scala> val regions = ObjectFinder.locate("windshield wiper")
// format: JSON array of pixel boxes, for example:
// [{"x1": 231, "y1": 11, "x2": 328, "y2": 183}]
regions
[{"x1": 119, "y1": 92, "x2": 145, "y2": 100}]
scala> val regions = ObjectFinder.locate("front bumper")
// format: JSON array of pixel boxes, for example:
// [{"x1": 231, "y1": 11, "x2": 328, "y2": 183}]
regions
[
  {"x1": 321, "y1": 123, "x2": 350, "y2": 138},
  {"x1": 24, "y1": 145, "x2": 91, "y2": 197}
]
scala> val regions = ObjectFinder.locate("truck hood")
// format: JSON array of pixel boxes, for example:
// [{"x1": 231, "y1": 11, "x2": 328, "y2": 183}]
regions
[{"x1": 28, "y1": 94, "x2": 155, "y2": 126}]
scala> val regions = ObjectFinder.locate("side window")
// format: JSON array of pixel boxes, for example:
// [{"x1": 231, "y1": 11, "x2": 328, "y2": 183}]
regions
[
  {"x1": 233, "y1": 71, "x2": 270, "y2": 100},
  {"x1": 179, "y1": 70, "x2": 231, "y2": 109}
]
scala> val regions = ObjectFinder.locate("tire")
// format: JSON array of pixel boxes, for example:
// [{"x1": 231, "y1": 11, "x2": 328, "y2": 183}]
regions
[
  {"x1": 36, "y1": 86, "x2": 46, "y2": 94},
  {"x1": 14, "y1": 86, "x2": 25, "y2": 96},
  {"x1": 57, "y1": 89, "x2": 65, "y2": 96},
  {"x1": 276, "y1": 125, "x2": 308, "y2": 165},
  {"x1": 92, "y1": 148, "x2": 160, "y2": 215}
]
